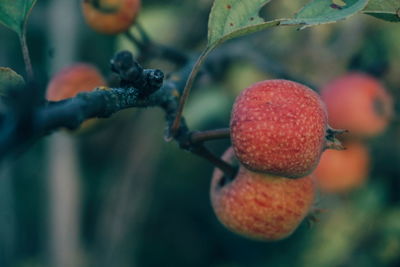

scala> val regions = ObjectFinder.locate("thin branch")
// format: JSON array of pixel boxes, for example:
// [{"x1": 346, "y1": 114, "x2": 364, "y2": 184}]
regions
[
  {"x1": 134, "y1": 21, "x2": 151, "y2": 45},
  {"x1": 169, "y1": 48, "x2": 211, "y2": 138},
  {"x1": 124, "y1": 31, "x2": 146, "y2": 50},
  {"x1": 133, "y1": 22, "x2": 188, "y2": 64},
  {"x1": 189, "y1": 128, "x2": 230, "y2": 144},
  {"x1": 19, "y1": 34, "x2": 34, "y2": 81},
  {"x1": 124, "y1": 31, "x2": 188, "y2": 65},
  {"x1": 190, "y1": 144, "x2": 237, "y2": 180}
]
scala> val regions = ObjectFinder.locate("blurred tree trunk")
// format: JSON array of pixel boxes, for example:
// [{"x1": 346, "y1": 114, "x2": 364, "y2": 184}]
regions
[
  {"x1": 47, "y1": 134, "x2": 82, "y2": 267},
  {"x1": 94, "y1": 110, "x2": 163, "y2": 267},
  {"x1": 46, "y1": 0, "x2": 81, "y2": 266},
  {"x1": 0, "y1": 162, "x2": 16, "y2": 267}
]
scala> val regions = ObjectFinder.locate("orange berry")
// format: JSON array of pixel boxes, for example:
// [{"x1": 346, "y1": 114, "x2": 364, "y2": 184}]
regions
[
  {"x1": 46, "y1": 63, "x2": 106, "y2": 132},
  {"x1": 81, "y1": 0, "x2": 140, "y2": 35},
  {"x1": 46, "y1": 63, "x2": 105, "y2": 101},
  {"x1": 314, "y1": 141, "x2": 370, "y2": 194},
  {"x1": 321, "y1": 72, "x2": 393, "y2": 137}
]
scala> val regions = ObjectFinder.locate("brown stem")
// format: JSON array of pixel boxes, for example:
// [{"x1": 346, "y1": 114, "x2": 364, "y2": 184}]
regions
[
  {"x1": 19, "y1": 34, "x2": 34, "y2": 81},
  {"x1": 124, "y1": 31, "x2": 146, "y2": 49},
  {"x1": 134, "y1": 21, "x2": 151, "y2": 45},
  {"x1": 124, "y1": 31, "x2": 188, "y2": 65},
  {"x1": 170, "y1": 49, "x2": 211, "y2": 138},
  {"x1": 189, "y1": 128, "x2": 230, "y2": 144},
  {"x1": 191, "y1": 145, "x2": 237, "y2": 180}
]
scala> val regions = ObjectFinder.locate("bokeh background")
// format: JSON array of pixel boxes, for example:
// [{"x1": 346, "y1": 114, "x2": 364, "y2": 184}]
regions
[{"x1": 0, "y1": 0, "x2": 400, "y2": 266}]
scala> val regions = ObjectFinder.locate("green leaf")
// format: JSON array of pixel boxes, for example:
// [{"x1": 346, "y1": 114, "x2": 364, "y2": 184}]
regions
[
  {"x1": 0, "y1": 0, "x2": 37, "y2": 36},
  {"x1": 207, "y1": 0, "x2": 281, "y2": 50},
  {"x1": 281, "y1": 0, "x2": 369, "y2": 30},
  {"x1": 0, "y1": 67, "x2": 25, "y2": 98},
  {"x1": 363, "y1": 0, "x2": 400, "y2": 22}
]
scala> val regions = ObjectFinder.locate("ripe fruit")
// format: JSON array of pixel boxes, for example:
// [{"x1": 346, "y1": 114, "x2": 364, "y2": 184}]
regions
[
  {"x1": 46, "y1": 63, "x2": 106, "y2": 131},
  {"x1": 321, "y1": 72, "x2": 393, "y2": 137},
  {"x1": 46, "y1": 63, "x2": 106, "y2": 101},
  {"x1": 314, "y1": 141, "x2": 370, "y2": 194},
  {"x1": 82, "y1": 0, "x2": 141, "y2": 35},
  {"x1": 230, "y1": 79, "x2": 329, "y2": 178},
  {"x1": 211, "y1": 147, "x2": 315, "y2": 241}
]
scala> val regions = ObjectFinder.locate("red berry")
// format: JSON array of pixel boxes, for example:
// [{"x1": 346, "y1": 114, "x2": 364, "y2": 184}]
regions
[
  {"x1": 230, "y1": 79, "x2": 329, "y2": 178},
  {"x1": 46, "y1": 63, "x2": 105, "y2": 101},
  {"x1": 321, "y1": 72, "x2": 393, "y2": 137},
  {"x1": 314, "y1": 141, "x2": 370, "y2": 193},
  {"x1": 210, "y1": 147, "x2": 315, "y2": 241},
  {"x1": 82, "y1": 0, "x2": 141, "y2": 35},
  {"x1": 46, "y1": 63, "x2": 106, "y2": 132}
]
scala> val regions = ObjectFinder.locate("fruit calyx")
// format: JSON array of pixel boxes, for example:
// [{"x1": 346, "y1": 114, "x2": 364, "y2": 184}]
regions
[{"x1": 325, "y1": 126, "x2": 347, "y2": 150}]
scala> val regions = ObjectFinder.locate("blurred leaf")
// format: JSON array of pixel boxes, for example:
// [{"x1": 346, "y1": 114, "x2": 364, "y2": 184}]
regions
[
  {"x1": 207, "y1": 0, "x2": 281, "y2": 50},
  {"x1": 333, "y1": 0, "x2": 347, "y2": 6},
  {"x1": 281, "y1": 0, "x2": 369, "y2": 30},
  {"x1": 363, "y1": 0, "x2": 400, "y2": 22},
  {"x1": 301, "y1": 185, "x2": 385, "y2": 267},
  {"x1": 0, "y1": 67, "x2": 25, "y2": 98},
  {"x1": 0, "y1": 0, "x2": 37, "y2": 36}
]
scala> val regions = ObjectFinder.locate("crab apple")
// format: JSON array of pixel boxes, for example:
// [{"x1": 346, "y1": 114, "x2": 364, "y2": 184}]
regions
[
  {"x1": 314, "y1": 141, "x2": 370, "y2": 194},
  {"x1": 46, "y1": 63, "x2": 106, "y2": 131},
  {"x1": 210, "y1": 147, "x2": 315, "y2": 241},
  {"x1": 46, "y1": 63, "x2": 106, "y2": 101},
  {"x1": 321, "y1": 72, "x2": 393, "y2": 138},
  {"x1": 82, "y1": 0, "x2": 141, "y2": 35},
  {"x1": 230, "y1": 79, "x2": 330, "y2": 178}
]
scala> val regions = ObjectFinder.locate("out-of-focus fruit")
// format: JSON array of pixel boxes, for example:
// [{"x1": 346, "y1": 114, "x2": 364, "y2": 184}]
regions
[
  {"x1": 321, "y1": 72, "x2": 392, "y2": 138},
  {"x1": 314, "y1": 141, "x2": 370, "y2": 193},
  {"x1": 82, "y1": 0, "x2": 141, "y2": 35}
]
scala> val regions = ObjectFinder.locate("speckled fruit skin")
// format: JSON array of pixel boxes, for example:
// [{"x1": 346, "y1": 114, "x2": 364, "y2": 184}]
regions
[
  {"x1": 321, "y1": 73, "x2": 393, "y2": 137},
  {"x1": 314, "y1": 141, "x2": 370, "y2": 194},
  {"x1": 230, "y1": 79, "x2": 328, "y2": 178},
  {"x1": 211, "y1": 148, "x2": 315, "y2": 241},
  {"x1": 46, "y1": 64, "x2": 106, "y2": 131},
  {"x1": 82, "y1": 0, "x2": 140, "y2": 35}
]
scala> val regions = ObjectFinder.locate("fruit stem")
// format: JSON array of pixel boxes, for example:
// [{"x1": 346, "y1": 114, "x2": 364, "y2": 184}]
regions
[
  {"x1": 19, "y1": 34, "x2": 34, "y2": 82},
  {"x1": 189, "y1": 128, "x2": 230, "y2": 143},
  {"x1": 325, "y1": 127, "x2": 348, "y2": 150},
  {"x1": 169, "y1": 48, "x2": 211, "y2": 138},
  {"x1": 191, "y1": 145, "x2": 237, "y2": 180}
]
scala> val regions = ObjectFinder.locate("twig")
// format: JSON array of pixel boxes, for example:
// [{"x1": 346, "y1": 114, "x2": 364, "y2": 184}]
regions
[
  {"x1": 190, "y1": 144, "x2": 237, "y2": 180},
  {"x1": 124, "y1": 31, "x2": 146, "y2": 50},
  {"x1": 124, "y1": 31, "x2": 188, "y2": 65},
  {"x1": 189, "y1": 128, "x2": 230, "y2": 143},
  {"x1": 19, "y1": 34, "x2": 34, "y2": 82},
  {"x1": 134, "y1": 21, "x2": 151, "y2": 45},
  {"x1": 169, "y1": 49, "x2": 210, "y2": 138}
]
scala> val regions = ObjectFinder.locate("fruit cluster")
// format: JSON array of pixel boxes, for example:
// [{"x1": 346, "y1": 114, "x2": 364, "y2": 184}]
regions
[
  {"x1": 314, "y1": 72, "x2": 392, "y2": 193},
  {"x1": 211, "y1": 75, "x2": 392, "y2": 241}
]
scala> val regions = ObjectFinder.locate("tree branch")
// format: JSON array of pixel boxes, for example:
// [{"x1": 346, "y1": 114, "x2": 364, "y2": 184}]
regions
[
  {"x1": 0, "y1": 51, "x2": 232, "y2": 176},
  {"x1": 1, "y1": 41, "x2": 313, "y2": 178}
]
